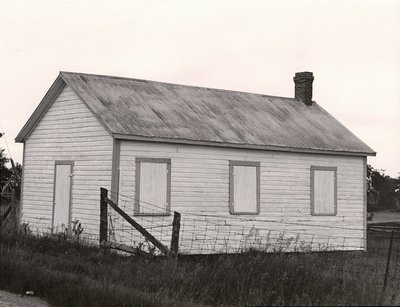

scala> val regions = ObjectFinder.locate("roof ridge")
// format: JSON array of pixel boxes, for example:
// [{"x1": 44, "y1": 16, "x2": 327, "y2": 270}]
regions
[
  {"x1": 16, "y1": 71, "x2": 375, "y2": 155},
  {"x1": 59, "y1": 71, "x2": 296, "y2": 101}
]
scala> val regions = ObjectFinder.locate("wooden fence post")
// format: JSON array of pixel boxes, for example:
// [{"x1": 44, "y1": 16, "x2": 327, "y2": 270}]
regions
[
  {"x1": 100, "y1": 188, "x2": 108, "y2": 245},
  {"x1": 171, "y1": 211, "x2": 181, "y2": 256},
  {"x1": 105, "y1": 197, "x2": 171, "y2": 256},
  {"x1": 383, "y1": 231, "x2": 394, "y2": 292}
]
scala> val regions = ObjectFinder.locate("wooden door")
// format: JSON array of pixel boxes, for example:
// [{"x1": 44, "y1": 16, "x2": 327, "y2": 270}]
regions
[{"x1": 53, "y1": 162, "x2": 73, "y2": 231}]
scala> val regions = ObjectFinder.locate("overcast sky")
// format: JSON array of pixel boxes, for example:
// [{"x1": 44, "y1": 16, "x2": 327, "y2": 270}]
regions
[{"x1": 1, "y1": 0, "x2": 399, "y2": 177}]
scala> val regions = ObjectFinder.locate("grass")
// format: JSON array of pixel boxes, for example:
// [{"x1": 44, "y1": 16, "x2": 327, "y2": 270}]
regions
[{"x1": 0, "y1": 225, "x2": 399, "y2": 306}]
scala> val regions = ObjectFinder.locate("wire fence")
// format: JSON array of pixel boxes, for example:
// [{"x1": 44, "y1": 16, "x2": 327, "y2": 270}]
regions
[
  {"x1": 100, "y1": 188, "x2": 400, "y2": 290},
  {"x1": 106, "y1": 190, "x2": 175, "y2": 254},
  {"x1": 2, "y1": 188, "x2": 399, "y2": 292},
  {"x1": 105, "y1": 190, "x2": 368, "y2": 255}
]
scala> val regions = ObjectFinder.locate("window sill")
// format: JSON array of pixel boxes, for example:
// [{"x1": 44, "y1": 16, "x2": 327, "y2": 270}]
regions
[
  {"x1": 133, "y1": 212, "x2": 171, "y2": 217},
  {"x1": 229, "y1": 211, "x2": 260, "y2": 215}
]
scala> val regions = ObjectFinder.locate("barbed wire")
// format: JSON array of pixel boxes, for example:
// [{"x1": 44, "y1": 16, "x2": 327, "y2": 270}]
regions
[
  {"x1": 4, "y1": 213, "x2": 399, "y2": 285},
  {"x1": 108, "y1": 189, "x2": 366, "y2": 232},
  {"x1": 104, "y1": 190, "x2": 400, "y2": 257}
]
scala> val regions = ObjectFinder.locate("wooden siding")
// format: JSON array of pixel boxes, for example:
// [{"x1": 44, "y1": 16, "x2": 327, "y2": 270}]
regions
[
  {"x1": 21, "y1": 85, "x2": 113, "y2": 239},
  {"x1": 118, "y1": 141, "x2": 366, "y2": 253}
]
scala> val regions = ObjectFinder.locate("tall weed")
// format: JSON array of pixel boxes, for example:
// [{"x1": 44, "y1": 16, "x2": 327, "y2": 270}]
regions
[{"x1": 0, "y1": 227, "x2": 398, "y2": 306}]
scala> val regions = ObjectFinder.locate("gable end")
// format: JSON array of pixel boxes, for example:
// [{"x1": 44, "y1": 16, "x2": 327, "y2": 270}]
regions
[{"x1": 15, "y1": 73, "x2": 113, "y2": 143}]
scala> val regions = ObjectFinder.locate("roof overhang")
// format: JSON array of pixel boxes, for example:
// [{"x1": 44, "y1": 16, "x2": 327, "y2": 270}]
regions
[
  {"x1": 15, "y1": 72, "x2": 115, "y2": 142},
  {"x1": 113, "y1": 133, "x2": 376, "y2": 157},
  {"x1": 15, "y1": 75, "x2": 66, "y2": 143}
]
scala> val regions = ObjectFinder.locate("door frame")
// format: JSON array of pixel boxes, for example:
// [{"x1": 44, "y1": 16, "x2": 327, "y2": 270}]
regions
[{"x1": 52, "y1": 160, "x2": 74, "y2": 232}]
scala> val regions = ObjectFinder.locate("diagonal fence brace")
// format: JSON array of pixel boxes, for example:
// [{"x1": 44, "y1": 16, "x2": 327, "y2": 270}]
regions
[{"x1": 100, "y1": 188, "x2": 171, "y2": 256}]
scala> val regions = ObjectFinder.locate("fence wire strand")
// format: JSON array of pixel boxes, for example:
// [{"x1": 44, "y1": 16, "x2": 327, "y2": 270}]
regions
[
  {"x1": 103, "y1": 190, "x2": 399, "y2": 281},
  {"x1": 8, "y1": 191, "x2": 400, "y2": 291}
]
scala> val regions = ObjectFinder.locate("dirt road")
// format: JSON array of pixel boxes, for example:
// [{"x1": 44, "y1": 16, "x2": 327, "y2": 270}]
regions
[
  {"x1": 0, "y1": 290, "x2": 51, "y2": 307},
  {"x1": 369, "y1": 211, "x2": 400, "y2": 223}
]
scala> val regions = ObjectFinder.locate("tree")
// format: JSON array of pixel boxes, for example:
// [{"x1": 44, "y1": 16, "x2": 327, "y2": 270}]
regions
[
  {"x1": 0, "y1": 148, "x2": 12, "y2": 189},
  {"x1": 0, "y1": 147, "x2": 22, "y2": 202},
  {"x1": 367, "y1": 164, "x2": 400, "y2": 211}
]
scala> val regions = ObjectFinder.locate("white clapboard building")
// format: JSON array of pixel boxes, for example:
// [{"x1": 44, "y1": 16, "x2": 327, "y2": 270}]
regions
[{"x1": 15, "y1": 71, "x2": 375, "y2": 253}]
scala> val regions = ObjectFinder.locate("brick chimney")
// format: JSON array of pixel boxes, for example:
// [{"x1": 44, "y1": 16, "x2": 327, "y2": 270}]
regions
[{"x1": 293, "y1": 72, "x2": 314, "y2": 105}]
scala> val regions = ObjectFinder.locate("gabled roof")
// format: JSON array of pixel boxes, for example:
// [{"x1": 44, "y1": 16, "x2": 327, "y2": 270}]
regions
[{"x1": 16, "y1": 71, "x2": 376, "y2": 156}]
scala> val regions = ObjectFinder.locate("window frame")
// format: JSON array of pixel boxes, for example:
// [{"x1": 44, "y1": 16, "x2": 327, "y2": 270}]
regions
[
  {"x1": 310, "y1": 166, "x2": 337, "y2": 216},
  {"x1": 135, "y1": 157, "x2": 171, "y2": 216},
  {"x1": 229, "y1": 160, "x2": 261, "y2": 215}
]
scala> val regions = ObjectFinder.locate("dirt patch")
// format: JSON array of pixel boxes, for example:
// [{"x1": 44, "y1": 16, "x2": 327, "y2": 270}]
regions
[{"x1": 0, "y1": 290, "x2": 51, "y2": 307}]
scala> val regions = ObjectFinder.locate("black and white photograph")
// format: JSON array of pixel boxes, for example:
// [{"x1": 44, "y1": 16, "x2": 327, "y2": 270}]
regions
[{"x1": 1, "y1": 0, "x2": 399, "y2": 306}]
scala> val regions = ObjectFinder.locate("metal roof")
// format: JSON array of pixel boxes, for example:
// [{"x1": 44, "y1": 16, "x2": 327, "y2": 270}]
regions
[{"x1": 16, "y1": 71, "x2": 375, "y2": 156}]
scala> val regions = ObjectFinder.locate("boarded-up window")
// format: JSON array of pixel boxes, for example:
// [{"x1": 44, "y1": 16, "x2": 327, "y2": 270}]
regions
[
  {"x1": 311, "y1": 166, "x2": 337, "y2": 216},
  {"x1": 135, "y1": 158, "x2": 171, "y2": 215},
  {"x1": 229, "y1": 161, "x2": 260, "y2": 214}
]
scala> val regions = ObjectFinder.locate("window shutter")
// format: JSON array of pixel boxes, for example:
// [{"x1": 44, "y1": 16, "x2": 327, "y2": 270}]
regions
[
  {"x1": 313, "y1": 169, "x2": 336, "y2": 215},
  {"x1": 232, "y1": 164, "x2": 258, "y2": 213},
  {"x1": 139, "y1": 162, "x2": 168, "y2": 214}
]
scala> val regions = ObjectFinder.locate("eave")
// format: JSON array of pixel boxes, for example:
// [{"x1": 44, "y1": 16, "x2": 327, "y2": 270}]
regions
[{"x1": 113, "y1": 133, "x2": 377, "y2": 157}]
